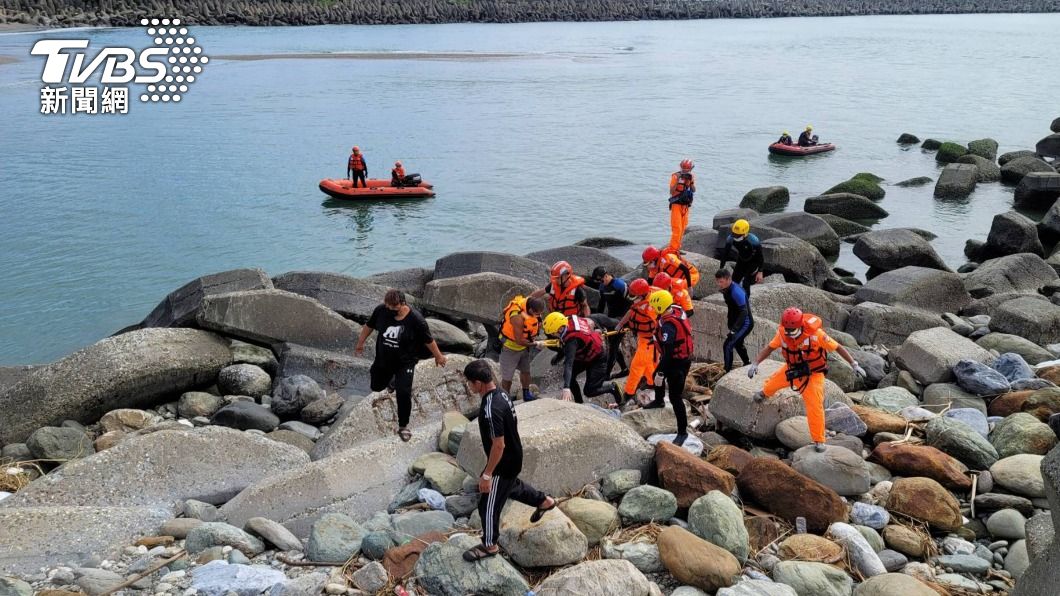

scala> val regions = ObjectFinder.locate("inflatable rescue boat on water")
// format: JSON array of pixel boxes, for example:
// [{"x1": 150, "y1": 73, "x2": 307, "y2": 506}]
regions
[
  {"x1": 768, "y1": 143, "x2": 836, "y2": 156},
  {"x1": 318, "y1": 177, "x2": 435, "y2": 200}
]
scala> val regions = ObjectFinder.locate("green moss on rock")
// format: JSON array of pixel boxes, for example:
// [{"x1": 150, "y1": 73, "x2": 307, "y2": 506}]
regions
[
  {"x1": 922, "y1": 139, "x2": 943, "y2": 151},
  {"x1": 936, "y1": 142, "x2": 969, "y2": 164},
  {"x1": 824, "y1": 177, "x2": 886, "y2": 201}
]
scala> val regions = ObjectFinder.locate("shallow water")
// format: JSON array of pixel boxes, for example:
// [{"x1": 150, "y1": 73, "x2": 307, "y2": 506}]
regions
[{"x1": 1, "y1": 14, "x2": 1058, "y2": 364}]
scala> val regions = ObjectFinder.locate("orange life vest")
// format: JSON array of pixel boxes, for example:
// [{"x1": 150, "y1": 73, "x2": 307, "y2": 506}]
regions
[
  {"x1": 499, "y1": 296, "x2": 539, "y2": 349},
  {"x1": 392, "y1": 166, "x2": 405, "y2": 179},
  {"x1": 778, "y1": 313, "x2": 829, "y2": 375},
  {"x1": 550, "y1": 274, "x2": 585, "y2": 316},
  {"x1": 671, "y1": 171, "x2": 695, "y2": 195},
  {"x1": 657, "y1": 306, "x2": 693, "y2": 360},
  {"x1": 627, "y1": 298, "x2": 658, "y2": 337},
  {"x1": 649, "y1": 253, "x2": 700, "y2": 288},
  {"x1": 561, "y1": 315, "x2": 603, "y2": 362},
  {"x1": 671, "y1": 278, "x2": 694, "y2": 312},
  {"x1": 348, "y1": 153, "x2": 365, "y2": 170}
]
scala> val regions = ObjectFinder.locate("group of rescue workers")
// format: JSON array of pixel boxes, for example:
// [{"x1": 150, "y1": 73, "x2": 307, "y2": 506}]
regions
[
  {"x1": 346, "y1": 146, "x2": 413, "y2": 187},
  {"x1": 496, "y1": 157, "x2": 868, "y2": 452}
]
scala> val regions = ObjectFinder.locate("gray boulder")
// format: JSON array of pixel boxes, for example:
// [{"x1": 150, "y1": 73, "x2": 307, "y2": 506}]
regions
[
  {"x1": 498, "y1": 501, "x2": 587, "y2": 567},
  {"x1": 976, "y1": 333, "x2": 1054, "y2": 365},
  {"x1": 740, "y1": 186, "x2": 790, "y2": 213},
  {"x1": 926, "y1": 416, "x2": 999, "y2": 470},
  {"x1": 421, "y1": 272, "x2": 538, "y2": 324},
  {"x1": 792, "y1": 445, "x2": 871, "y2": 496},
  {"x1": 922, "y1": 383, "x2": 987, "y2": 414},
  {"x1": 953, "y1": 359, "x2": 1012, "y2": 396},
  {"x1": 992, "y1": 353, "x2": 1034, "y2": 382},
  {"x1": 703, "y1": 282, "x2": 848, "y2": 330},
  {"x1": 275, "y1": 343, "x2": 372, "y2": 399},
  {"x1": 525, "y1": 245, "x2": 631, "y2": 278},
  {"x1": 245, "y1": 517, "x2": 303, "y2": 551},
  {"x1": 854, "y1": 229, "x2": 948, "y2": 273},
  {"x1": 980, "y1": 211, "x2": 1044, "y2": 259},
  {"x1": 854, "y1": 267, "x2": 970, "y2": 314},
  {"x1": 895, "y1": 176, "x2": 933, "y2": 187},
  {"x1": 713, "y1": 208, "x2": 761, "y2": 231},
  {"x1": 1015, "y1": 171, "x2": 1060, "y2": 210},
  {"x1": 362, "y1": 267, "x2": 433, "y2": 297},
  {"x1": 457, "y1": 400, "x2": 653, "y2": 497},
  {"x1": 709, "y1": 360, "x2": 850, "y2": 440},
  {"x1": 211, "y1": 401, "x2": 280, "y2": 432},
  {"x1": 433, "y1": 251, "x2": 548, "y2": 285},
  {"x1": 897, "y1": 133, "x2": 920, "y2": 144},
  {"x1": 0, "y1": 328, "x2": 231, "y2": 445},
  {"x1": 191, "y1": 560, "x2": 286, "y2": 596},
  {"x1": 221, "y1": 429, "x2": 436, "y2": 538},
  {"x1": 1002, "y1": 156, "x2": 1054, "y2": 184},
  {"x1": 6, "y1": 426, "x2": 307, "y2": 510},
  {"x1": 845, "y1": 302, "x2": 943, "y2": 347},
  {"x1": 756, "y1": 212, "x2": 840, "y2": 256},
  {"x1": 894, "y1": 327, "x2": 994, "y2": 385},
  {"x1": 993, "y1": 296, "x2": 1060, "y2": 346},
  {"x1": 414, "y1": 534, "x2": 530, "y2": 595},
  {"x1": 1037, "y1": 133, "x2": 1060, "y2": 158},
  {"x1": 426, "y1": 318, "x2": 474, "y2": 353},
  {"x1": 140, "y1": 268, "x2": 272, "y2": 328},
  {"x1": 306, "y1": 513, "x2": 364, "y2": 562},
  {"x1": 198, "y1": 289, "x2": 360, "y2": 352},
  {"x1": 818, "y1": 214, "x2": 871, "y2": 237},
  {"x1": 26, "y1": 427, "x2": 94, "y2": 461},
  {"x1": 272, "y1": 271, "x2": 400, "y2": 322},
  {"x1": 682, "y1": 226, "x2": 722, "y2": 257},
  {"x1": 760, "y1": 237, "x2": 833, "y2": 288},
  {"x1": 772, "y1": 561, "x2": 853, "y2": 596},
  {"x1": 314, "y1": 355, "x2": 491, "y2": 458},
  {"x1": 967, "y1": 138, "x2": 1000, "y2": 161},
  {"x1": 574, "y1": 236, "x2": 634, "y2": 248},
  {"x1": 991, "y1": 413, "x2": 1057, "y2": 459},
  {"x1": 0, "y1": 506, "x2": 170, "y2": 576},
  {"x1": 1000, "y1": 150, "x2": 1040, "y2": 166},
  {"x1": 862, "y1": 387, "x2": 919, "y2": 412},
  {"x1": 271, "y1": 375, "x2": 325, "y2": 419},
  {"x1": 186, "y1": 522, "x2": 266, "y2": 556},
  {"x1": 619, "y1": 485, "x2": 677, "y2": 524},
  {"x1": 535, "y1": 560, "x2": 653, "y2": 596},
  {"x1": 1037, "y1": 199, "x2": 1060, "y2": 244},
  {"x1": 217, "y1": 364, "x2": 272, "y2": 399},
  {"x1": 956, "y1": 154, "x2": 1002, "y2": 182},
  {"x1": 934, "y1": 163, "x2": 978, "y2": 199},
  {"x1": 804, "y1": 193, "x2": 888, "y2": 220},
  {"x1": 687, "y1": 491, "x2": 749, "y2": 563},
  {"x1": 963, "y1": 253, "x2": 1058, "y2": 298}
]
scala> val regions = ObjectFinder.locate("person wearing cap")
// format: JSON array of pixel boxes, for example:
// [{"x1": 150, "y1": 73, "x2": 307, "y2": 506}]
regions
[
  {"x1": 798, "y1": 125, "x2": 817, "y2": 147},
  {"x1": 347, "y1": 146, "x2": 367, "y2": 188},
  {"x1": 391, "y1": 161, "x2": 406, "y2": 187},
  {"x1": 717, "y1": 219, "x2": 764, "y2": 298}
]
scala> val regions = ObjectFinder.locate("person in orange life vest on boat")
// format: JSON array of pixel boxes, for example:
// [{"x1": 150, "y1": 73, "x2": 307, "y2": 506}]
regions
[
  {"x1": 615, "y1": 278, "x2": 660, "y2": 406},
  {"x1": 529, "y1": 261, "x2": 590, "y2": 318},
  {"x1": 391, "y1": 161, "x2": 405, "y2": 187},
  {"x1": 747, "y1": 307, "x2": 866, "y2": 453},
  {"x1": 667, "y1": 159, "x2": 696, "y2": 251},
  {"x1": 798, "y1": 125, "x2": 818, "y2": 147},
  {"x1": 347, "y1": 146, "x2": 367, "y2": 188},
  {"x1": 777, "y1": 131, "x2": 794, "y2": 146},
  {"x1": 644, "y1": 290, "x2": 692, "y2": 446}
]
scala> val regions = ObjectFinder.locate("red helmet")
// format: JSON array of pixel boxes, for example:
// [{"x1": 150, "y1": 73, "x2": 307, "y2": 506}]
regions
[
  {"x1": 781, "y1": 307, "x2": 804, "y2": 329},
  {"x1": 352, "y1": 146, "x2": 360, "y2": 152},
  {"x1": 680, "y1": 159, "x2": 694, "y2": 171},
  {"x1": 652, "y1": 272, "x2": 672, "y2": 290},
  {"x1": 629, "y1": 278, "x2": 650, "y2": 296},
  {"x1": 551, "y1": 261, "x2": 572, "y2": 278},
  {"x1": 642, "y1": 246, "x2": 661, "y2": 264}
]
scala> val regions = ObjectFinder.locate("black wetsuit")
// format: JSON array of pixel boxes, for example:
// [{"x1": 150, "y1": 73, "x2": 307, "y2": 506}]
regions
[
  {"x1": 652, "y1": 310, "x2": 690, "y2": 439},
  {"x1": 721, "y1": 282, "x2": 754, "y2": 372},
  {"x1": 718, "y1": 233, "x2": 764, "y2": 297}
]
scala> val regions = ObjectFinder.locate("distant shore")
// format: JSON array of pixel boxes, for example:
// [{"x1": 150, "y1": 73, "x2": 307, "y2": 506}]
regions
[{"x1": 2, "y1": 0, "x2": 1060, "y2": 29}]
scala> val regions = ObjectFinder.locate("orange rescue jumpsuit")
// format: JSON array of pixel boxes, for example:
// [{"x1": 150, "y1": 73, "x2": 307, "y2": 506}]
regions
[
  {"x1": 761, "y1": 325, "x2": 839, "y2": 444},
  {"x1": 667, "y1": 171, "x2": 695, "y2": 251},
  {"x1": 624, "y1": 298, "x2": 658, "y2": 396}
]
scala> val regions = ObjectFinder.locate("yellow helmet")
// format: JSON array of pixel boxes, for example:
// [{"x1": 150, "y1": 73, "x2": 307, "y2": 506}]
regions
[
  {"x1": 783, "y1": 131, "x2": 789, "y2": 135},
  {"x1": 648, "y1": 290, "x2": 674, "y2": 316},
  {"x1": 806, "y1": 124, "x2": 813, "y2": 131},
  {"x1": 542, "y1": 312, "x2": 568, "y2": 336},
  {"x1": 732, "y1": 219, "x2": 750, "y2": 236}
]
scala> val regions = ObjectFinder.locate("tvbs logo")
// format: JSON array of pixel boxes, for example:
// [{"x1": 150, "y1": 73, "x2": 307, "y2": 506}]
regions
[{"x1": 32, "y1": 18, "x2": 207, "y2": 114}]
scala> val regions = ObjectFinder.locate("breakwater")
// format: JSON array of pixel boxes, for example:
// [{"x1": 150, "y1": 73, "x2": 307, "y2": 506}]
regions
[{"x1": 4, "y1": 0, "x2": 1060, "y2": 28}]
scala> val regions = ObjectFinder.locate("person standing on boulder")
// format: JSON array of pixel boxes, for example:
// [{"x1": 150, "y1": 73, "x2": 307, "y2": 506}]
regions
[
  {"x1": 667, "y1": 158, "x2": 696, "y2": 252},
  {"x1": 355, "y1": 289, "x2": 447, "y2": 442},
  {"x1": 716, "y1": 268, "x2": 753, "y2": 372},
  {"x1": 747, "y1": 307, "x2": 865, "y2": 452},
  {"x1": 529, "y1": 260, "x2": 590, "y2": 317},
  {"x1": 717, "y1": 219, "x2": 763, "y2": 298},
  {"x1": 461, "y1": 359, "x2": 558, "y2": 562}
]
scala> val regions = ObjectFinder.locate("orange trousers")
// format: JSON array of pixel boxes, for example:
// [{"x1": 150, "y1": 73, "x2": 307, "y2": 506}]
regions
[
  {"x1": 763, "y1": 366, "x2": 827, "y2": 443},
  {"x1": 667, "y1": 204, "x2": 690, "y2": 252},
  {"x1": 625, "y1": 335, "x2": 657, "y2": 395}
]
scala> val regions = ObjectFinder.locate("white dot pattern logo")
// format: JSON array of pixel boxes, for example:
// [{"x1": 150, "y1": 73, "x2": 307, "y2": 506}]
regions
[{"x1": 140, "y1": 16, "x2": 207, "y2": 103}]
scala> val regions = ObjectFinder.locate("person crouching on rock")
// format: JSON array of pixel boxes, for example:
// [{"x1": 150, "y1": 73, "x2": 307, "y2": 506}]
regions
[
  {"x1": 461, "y1": 358, "x2": 558, "y2": 562},
  {"x1": 539, "y1": 312, "x2": 623, "y2": 407},
  {"x1": 355, "y1": 289, "x2": 447, "y2": 442},
  {"x1": 746, "y1": 307, "x2": 865, "y2": 453}
]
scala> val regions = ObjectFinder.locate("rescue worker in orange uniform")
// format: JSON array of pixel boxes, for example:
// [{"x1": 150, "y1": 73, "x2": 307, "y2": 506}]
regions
[
  {"x1": 497, "y1": 295, "x2": 546, "y2": 402},
  {"x1": 347, "y1": 146, "x2": 367, "y2": 188},
  {"x1": 391, "y1": 161, "x2": 406, "y2": 187},
  {"x1": 667, "y1": 159, "x2": 695, "y2": 251},
  {"x1": 747, "y1": 307, "x2": 866, "y2": 452},
  {"x1": 652, "y1": 272, "x2": 695, "y2": 318},
  {"x1": 643, "y1": 246, "x2": 700, "y2": 291},
  {"x1": 616, "y1": 278, "x2": 658, "y2": 405},
  {"x1": 530, "y1": 261, "x2": 590, "y2": 317}
]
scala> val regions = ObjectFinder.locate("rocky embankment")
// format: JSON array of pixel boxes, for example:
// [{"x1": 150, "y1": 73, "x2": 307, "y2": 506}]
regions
[
  {"x1": 2, "y1": 118, "x2": 1060, "y2": 595},
  {"x1": 4, "y1": 0, "x2": 1060, "y2": 28}
]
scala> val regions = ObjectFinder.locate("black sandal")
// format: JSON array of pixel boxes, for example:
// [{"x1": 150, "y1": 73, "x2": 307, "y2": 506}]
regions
[
  {"x1": 462, "y1": 544, "x2": 499, "y2": 562},
  {"x1": 530, "y1": 497, "x2": 558, "y2": 523}
]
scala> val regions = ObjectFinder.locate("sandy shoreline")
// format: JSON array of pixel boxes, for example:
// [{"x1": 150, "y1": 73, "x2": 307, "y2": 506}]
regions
[{"x1": 217, "y1": 51, "x2": 535, "y2": 62}]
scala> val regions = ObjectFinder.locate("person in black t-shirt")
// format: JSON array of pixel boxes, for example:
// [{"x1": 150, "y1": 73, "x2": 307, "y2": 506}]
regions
[
  {"x1": 355, "y1": 289, "x2": 447, "y2": 442},
  {"x1": 461, "y1": 359, "x2": 557, "y2": 562}
]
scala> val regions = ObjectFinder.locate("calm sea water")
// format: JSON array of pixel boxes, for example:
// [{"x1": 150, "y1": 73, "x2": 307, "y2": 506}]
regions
[{"x1": 1, "y1": 14, "x2": 1058, "y2": 365}]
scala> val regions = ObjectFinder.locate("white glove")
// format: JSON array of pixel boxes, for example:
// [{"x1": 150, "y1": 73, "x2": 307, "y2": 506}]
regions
[
  {"x1": 561, "y1": 388, "x2": 573, "y2": 402},
  {"x1": 852, "y1": 363, "x2": 867, "y2": 378},
  {"x1": 747, "y1": 363, "x2": 758, "y2": 379}
]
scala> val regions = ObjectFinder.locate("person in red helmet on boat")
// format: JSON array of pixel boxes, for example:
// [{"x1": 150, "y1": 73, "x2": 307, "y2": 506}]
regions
[
  {"x1": 391, "y1": 161, "x2": 406, "y2": 187},
  {"x1": 347, "y1": 146, "x2": 368, "y2": 188},
  {"x1": 667, "y1": 159, "x2": 696, "y2": 252},
  {"x1": 530, "y1": 261, "x2": 590, "y2": 317},
  {"x1": 798, "y1": 125, "x2": 818, "y2": 147}
]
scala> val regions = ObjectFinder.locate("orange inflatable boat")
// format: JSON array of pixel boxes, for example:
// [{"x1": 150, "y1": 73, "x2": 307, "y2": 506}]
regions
[{"x1": 319, "y1": 178, "x2": 435, "y2": 200}]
